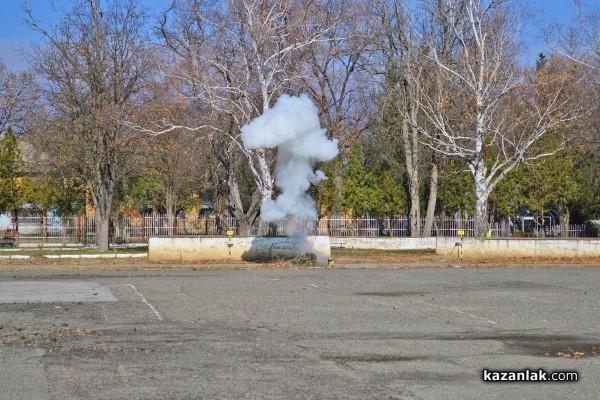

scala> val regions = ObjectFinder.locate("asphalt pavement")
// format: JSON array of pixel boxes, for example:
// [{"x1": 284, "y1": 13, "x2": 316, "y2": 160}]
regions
[{"x1": 1, "y1": 266, "x2": 599, "y2": 399}]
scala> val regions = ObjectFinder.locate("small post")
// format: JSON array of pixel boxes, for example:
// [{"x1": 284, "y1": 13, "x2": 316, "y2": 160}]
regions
[
  {"x1": 358, "y1": 216, "x2": 362, "y2": 237},
  {"x1": 173, "y1": 214, "x2": 178, "y2": 237},
  {"x1": 44, "y1": 211, "x2": 49, "y2": 244},
  {"x1": 77, "y1": 214, "x2": 82, "y2": 243},
  {"x1": 141, "y1": 213, "x2": 146, "y2": 243},
  {"x1": 11, "y1": 209, "x2": 16, "y2": 245},
  {"x1": 457, "y1": 229, "x2": 465, "y2": 259},
  {"x1": 227, "y1": 230, "x2": 234, "y2": 260}
]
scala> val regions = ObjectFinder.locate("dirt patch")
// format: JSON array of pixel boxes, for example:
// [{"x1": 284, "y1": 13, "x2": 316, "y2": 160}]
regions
[
  {"x1": 500, "y1": 335, "x2": 600, "y2": 359},
  {"x1": 331, "y1": 248, "x2": 600, "y2": 267},
  {"x1": 438, "y1": 332, "x2": 600, "y2": 359},
  {"x1": 1, "y1": 325, "x2": 95, "y2": 349}
]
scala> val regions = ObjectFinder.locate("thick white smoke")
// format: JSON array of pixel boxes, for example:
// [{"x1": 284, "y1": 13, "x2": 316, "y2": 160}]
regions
[{"x1": 241, "y1": 94, "x2": 339, "y2": 223}]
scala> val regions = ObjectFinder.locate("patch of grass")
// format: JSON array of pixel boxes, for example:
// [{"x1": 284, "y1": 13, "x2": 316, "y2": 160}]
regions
[
  {"x1": 332, "y1": 248, "x2": 435, "y2": 257},
  {"x1": 330, "y1": 248, "x2": 446, "y2": 264}
]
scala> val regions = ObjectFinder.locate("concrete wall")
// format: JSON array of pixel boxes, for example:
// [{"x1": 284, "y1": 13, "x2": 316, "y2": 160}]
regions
[
  {"x1": 330, "y1": 237, "x2": 436, "y2": 251},
  {"x1": 149, "y1": 236, "x2": 331, "y2": 262},
  {"x1": 436, "y1": 237, "x2": 600, "y2": 258}
]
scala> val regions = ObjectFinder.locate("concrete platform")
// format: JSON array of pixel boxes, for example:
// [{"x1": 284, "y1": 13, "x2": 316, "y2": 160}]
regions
[
  {"x1": 0, "y1": 281, "x2": 118, "y2": 303},
  {"x1": 149, "y1": 236, "x2": 331, "y2": 263}
]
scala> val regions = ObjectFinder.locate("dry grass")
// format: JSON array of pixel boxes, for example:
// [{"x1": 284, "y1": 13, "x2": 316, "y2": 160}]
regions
[
  {"x1": 331, "y1": 248, "x2": 443, "y2": 264},
  {"x1": 331, "y1": 248, "x2": 600, "y2": 267},
  {"x1": 1, "y1": 247, "x2": 600, "y2": 271}
]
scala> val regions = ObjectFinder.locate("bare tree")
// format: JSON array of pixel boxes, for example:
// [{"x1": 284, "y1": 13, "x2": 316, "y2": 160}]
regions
[
  {"x1": 0, "y1": 59, "x2": 37, "y2": 135},
  {"x1": 302, "y1": 0, "x2": 372, "y2": 145},
  {"x1": 150, "y1": 0, "x2": 341, "y2": 228},
  {"x1": 25, "y1": 0, "x2": 152, "y2": 250},
  {"x1": 546, "y1": 1, "x2": 600, "y2": 167},
  {"x1": 548, "y1": 0, "x2": 600, "y2": 76},
  {"x1": 371, "y1": 0, "x2": 448, "y2": 237},
  {"x1": 416, "y1": 0, "x2": 586, "y2": 237},
  {"x1": 379, "y1": 1, "x2": 425, "y2": 236}
]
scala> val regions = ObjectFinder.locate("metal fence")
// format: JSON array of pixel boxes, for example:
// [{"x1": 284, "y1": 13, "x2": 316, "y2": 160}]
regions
[{"x1": 0, "y1": 213, "x2": 595, "y2": 245}]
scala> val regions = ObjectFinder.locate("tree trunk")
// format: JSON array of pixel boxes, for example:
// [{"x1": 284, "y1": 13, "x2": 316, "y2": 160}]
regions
[
  {"x1": 423, "y1": 159, "x2": 438, "y2": 237},
  {"x1": 165, "y1": 187, "x2": 177, "y2": 236},
  {"x1": 403, "y1": 119, "x2": 421, "y2": 237},
  {"x1": 474, "y1": 192, "x2": 489, "y2": 238},
  {"x1": 471, "y1": 151, "x2": 490, "y2": 238},
  {"x1": 559, "y1": 203, "x2": 570, "y2": 238},
  {"x1": 90, "y1": 173, "x2": 114, "y2": 251},
  {"x1": 227, "y1": 170, "x2": 260, "y2": 234},
  {"x1": 97, "y1": 215, "x2": 110, "y2": 251},
  {"x1": 408, "y1": 173, "x2": 420, "y2": 237},
  {"x1": 255, "y1": 148, "x2": 274, "y2": 203}
]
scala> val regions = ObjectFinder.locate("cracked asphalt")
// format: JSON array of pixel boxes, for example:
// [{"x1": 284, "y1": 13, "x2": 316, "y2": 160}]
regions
[{"x1": 1, "y1": 266, "x2": 599, "y2": 399}]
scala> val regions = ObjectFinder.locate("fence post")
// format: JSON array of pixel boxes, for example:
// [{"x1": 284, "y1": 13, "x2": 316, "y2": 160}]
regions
[
  {"x1": 141, "y1": 213, "x2": 146, "y2": 243},
  {"x1": 173, "y1": 215, "x2": 178, "y2": 237},
  {"x1": 11, "y1": 209, "x2": 16, "y2": 245},
  {"x1": 77, "y1": 215, "x2": 81, "y2": 244},
  {"x1": 44, "y1": 211, "x2": 48, "y2": 244}
]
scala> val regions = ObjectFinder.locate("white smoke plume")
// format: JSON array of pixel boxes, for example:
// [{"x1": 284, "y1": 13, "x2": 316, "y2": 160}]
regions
[{"x1": 241, "y1": 94, "x2": 339, "y2": 223}]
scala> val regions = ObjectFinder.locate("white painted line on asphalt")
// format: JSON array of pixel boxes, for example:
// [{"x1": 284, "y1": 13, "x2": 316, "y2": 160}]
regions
[
  {"x1": 109, "y1": 284, "x2": 163, "y2": 321},
  {"x1": 514, "y1": 293, "x2": 558, "y2": 304},
  {"x1": 363, "y1": 296, "x2": 497, "y2": 325},
  {"x1": 486, "y1": 291, "x2": 559, "y2": 304},
  {"x1": 406, "y1": 298, "x2": 498, "y2": 325}
]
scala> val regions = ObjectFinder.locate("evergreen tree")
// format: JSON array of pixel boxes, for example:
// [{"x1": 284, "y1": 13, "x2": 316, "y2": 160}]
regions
[
  {"x1": 372, "y1": 161, "x2": 407, "y2": 216},
  {"x1": 437, "y1": 159, "x2": 476, "y2": 216},
  {"x1": 342, "y1": 142, "x2": 407, "y2": 217},
  {"x1": 343, "y1": 142, "x2": 376, "y2": 216},
  {"x1": 314, "y1": 158, "x2": 343, "y2": 215}
]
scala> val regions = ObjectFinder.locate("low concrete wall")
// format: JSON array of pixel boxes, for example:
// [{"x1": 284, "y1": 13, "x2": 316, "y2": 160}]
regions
[
  {"x1": 330, "y1": 237, "x2": 436, "y2": 251},
  {"x1": 436, "y1": 237, "x2": 600, "y2": 258},
  {"x1": 149, "y1": 236, "x2": 331, "y2": 262}
]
